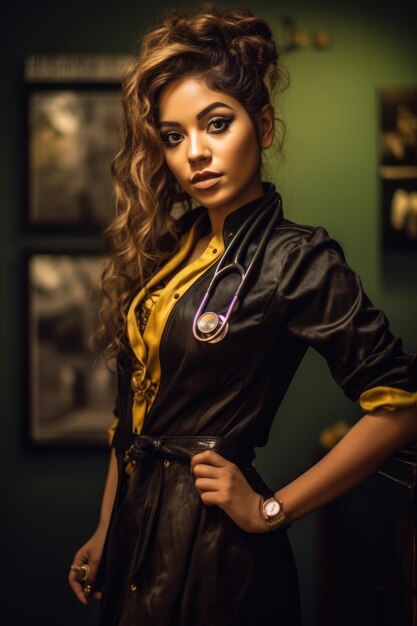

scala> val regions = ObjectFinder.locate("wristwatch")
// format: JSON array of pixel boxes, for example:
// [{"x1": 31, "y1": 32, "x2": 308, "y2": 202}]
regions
[{"x1": 259, "y1": 495, "x2": 288, "y2": 531}]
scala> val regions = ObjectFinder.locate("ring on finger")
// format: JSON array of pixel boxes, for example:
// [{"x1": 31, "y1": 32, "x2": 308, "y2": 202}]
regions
[{"x1": 70, "y1": 563, "x2": 90, "y2": 583}]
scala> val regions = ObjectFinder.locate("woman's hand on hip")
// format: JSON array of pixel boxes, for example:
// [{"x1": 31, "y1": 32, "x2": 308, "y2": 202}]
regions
[{"x1": 190, "y1": 450, "x2": 268, "y2": 533}]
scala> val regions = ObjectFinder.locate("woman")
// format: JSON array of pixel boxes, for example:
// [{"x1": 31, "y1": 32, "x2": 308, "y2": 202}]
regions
[{"x1": 69, "y1": 6, "x2": 417, "y2": 625}]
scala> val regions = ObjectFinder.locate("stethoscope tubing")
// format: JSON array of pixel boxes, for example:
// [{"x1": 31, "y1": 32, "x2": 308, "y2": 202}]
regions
[{"x1": 192, "y1": 189, "x2": 282, "y2": 342}]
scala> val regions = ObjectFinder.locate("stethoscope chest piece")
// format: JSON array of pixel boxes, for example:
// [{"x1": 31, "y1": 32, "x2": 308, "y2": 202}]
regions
[
  {"x1": 196, "y1": 312, "x2": 228, "y2": 344},
  {"x1": 192, "y1": 186, "x2": 282, "y2": 344}
]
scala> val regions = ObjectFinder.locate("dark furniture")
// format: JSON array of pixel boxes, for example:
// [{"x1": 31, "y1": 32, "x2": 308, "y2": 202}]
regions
[{"x1": 318, "y1": 447, "x2": 417, "y2": 626}]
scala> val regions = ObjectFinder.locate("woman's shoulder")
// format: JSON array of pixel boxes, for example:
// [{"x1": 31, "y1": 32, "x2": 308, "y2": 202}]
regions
[{"x1": 273, "y1": 217, "x2": 347, "y2": 262}]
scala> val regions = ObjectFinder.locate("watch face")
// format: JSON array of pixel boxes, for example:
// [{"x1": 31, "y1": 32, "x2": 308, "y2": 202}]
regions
[{"x1": 264, "y1": 499, "x2": 281, "y2": 517}]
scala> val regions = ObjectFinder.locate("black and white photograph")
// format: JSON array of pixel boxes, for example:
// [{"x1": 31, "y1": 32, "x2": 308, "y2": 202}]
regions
[
  {"x1": 379, "y1": 88, "x2": 417, "y2": 250},
  {"x1": 381, "y1": 176, "x2": 417, "y2": 250},
  {"x1": 380, "y1": 87, "x2": 417, "y2": 167},
  {"x1": 28, "y1": 253, "x2": 115, "y2": 446},
  {"x1": 28, "y1": 88, "x2": 122, "y2": 228}
]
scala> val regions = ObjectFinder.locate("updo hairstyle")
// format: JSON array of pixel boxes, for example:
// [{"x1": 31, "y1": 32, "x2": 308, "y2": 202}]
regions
[{"x1": 99, "y1": 4, "x2": 285, "y2": 357}]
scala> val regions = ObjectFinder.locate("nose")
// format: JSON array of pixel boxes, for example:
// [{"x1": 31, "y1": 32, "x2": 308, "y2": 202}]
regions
[{"x1": 187, "y1": 131, "x2": 211, "y2": 164}]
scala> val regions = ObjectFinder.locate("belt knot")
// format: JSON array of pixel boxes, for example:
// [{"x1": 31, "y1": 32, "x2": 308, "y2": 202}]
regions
[{"x1": 124, "y1": 435, "x2": 168, "y2": 465}]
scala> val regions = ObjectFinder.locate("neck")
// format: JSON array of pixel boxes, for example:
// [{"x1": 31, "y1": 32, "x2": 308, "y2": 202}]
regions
[
  {"x1": 205, "y1": 181, "x2": 265, "y2": 236},
  {"x1": 207, "y1": 187, "x2": 263, "y2": 237}
]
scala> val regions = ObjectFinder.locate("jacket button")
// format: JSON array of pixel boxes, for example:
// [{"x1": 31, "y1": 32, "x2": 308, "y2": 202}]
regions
[
  {"x1": 212, "y1": 248, "x2": 217, "y2": 254},
  {"x1": 173, "y1": 293, "x2": 179, "y2": 299},
  {"x1": 163, "y1": 459, "x2": 170, "y2": 469},
  {"x1": 130, "y1": 583, "x2": 137, "y2": 592}
]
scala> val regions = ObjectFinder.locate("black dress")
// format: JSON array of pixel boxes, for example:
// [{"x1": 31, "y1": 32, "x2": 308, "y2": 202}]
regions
[{"x1": 97, "y1": 184, "x2": 417, "y2": 626}]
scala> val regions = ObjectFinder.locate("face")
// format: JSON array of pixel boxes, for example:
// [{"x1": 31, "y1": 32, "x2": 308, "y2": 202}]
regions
[{"x1": 157, "y1": 77, "x2": 274, "y2": 225}]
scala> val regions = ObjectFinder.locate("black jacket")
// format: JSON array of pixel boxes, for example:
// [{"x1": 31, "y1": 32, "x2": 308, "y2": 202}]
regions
[{"x1": 98, "y1": 184, "x2": 417, "y2": 626}]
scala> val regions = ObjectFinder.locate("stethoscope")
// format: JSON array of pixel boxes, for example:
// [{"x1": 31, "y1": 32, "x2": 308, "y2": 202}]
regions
[{"x1": 192, "y1": 186, "x2": 282, "y2": 343}]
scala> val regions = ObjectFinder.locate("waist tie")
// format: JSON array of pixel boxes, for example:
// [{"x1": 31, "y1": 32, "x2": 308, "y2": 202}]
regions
[{"x1": 111, "y1": 428, "x2": 259, "y2": 581}]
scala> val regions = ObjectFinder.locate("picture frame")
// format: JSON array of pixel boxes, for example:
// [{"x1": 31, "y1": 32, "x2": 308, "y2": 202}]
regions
[
  {"x1": 27, "y1": 251, "x2": 117, "y2": 447},
  {"x1": 379, "y1": 87, "x2": 417, "y2": 251},
  {"x1": 25, "y1": 55, "x2": 130, "y2": 231}
]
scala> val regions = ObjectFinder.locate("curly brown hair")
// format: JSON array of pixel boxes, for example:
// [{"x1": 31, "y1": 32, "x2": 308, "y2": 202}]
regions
[{"x1": 97, "y1": 3, "x2": 286, "y2": 359}]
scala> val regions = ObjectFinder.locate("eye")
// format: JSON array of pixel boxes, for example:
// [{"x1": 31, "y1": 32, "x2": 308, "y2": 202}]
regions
[
  {"x1": 161, "y1": 131, "x2": 183, "y2": 147},
  {"x1": 207, "y1": 116, "x2": 234, "y2": 134}
]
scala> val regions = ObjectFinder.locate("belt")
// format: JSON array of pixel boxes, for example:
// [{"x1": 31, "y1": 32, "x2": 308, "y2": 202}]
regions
[
  {"x1": 112, "y1": 427, "x2": 256, "y2": 465},
  {"x1": 111, "y1": 427, "x2": 265, "y2": 581}
]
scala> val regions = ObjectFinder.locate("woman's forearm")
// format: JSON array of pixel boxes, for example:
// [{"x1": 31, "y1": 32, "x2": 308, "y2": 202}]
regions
[
  {"x1": 276, "y1": 407, "x2": 417, "y2": 524},
  {"x1": 97, "y1": 448, "x2": 119, "y2": 533}
]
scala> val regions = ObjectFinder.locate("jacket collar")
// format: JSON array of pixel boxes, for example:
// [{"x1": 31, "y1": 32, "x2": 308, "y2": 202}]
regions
[
  {"x1": 222, "y1": 182, "x2": 281, "y2": 245},
  {"x1": 177, "y1": 182, "x2": 282, "y2": 246}
]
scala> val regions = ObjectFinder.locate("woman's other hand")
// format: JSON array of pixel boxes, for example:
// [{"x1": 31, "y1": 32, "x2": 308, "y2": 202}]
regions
[
  {"x1": 68, "y1": 527, "x2": 107, "y2": 605},
  {"x1": 190, "y1": 450, "x2": 268, "y2": 533}
]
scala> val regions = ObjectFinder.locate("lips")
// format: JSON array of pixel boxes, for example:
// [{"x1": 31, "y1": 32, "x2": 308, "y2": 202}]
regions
[{"x1": 190, "y1": 171, "x2": 222, "y2": 184}]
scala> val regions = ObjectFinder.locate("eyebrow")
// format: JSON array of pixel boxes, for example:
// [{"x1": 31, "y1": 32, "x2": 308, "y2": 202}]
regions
[{"x1": 158, "y1": 101, "x2": 234, "y2": 128}]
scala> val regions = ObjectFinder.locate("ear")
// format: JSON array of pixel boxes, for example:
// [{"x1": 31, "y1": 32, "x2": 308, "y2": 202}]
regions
[{"x1": 257, "y1": 104, "x2": 275, "y2": 149}]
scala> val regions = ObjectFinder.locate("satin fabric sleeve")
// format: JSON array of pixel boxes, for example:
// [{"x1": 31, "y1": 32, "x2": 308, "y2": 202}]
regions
[{"x1": 277, "y1": 226, "x2": 417, "y2": 407}]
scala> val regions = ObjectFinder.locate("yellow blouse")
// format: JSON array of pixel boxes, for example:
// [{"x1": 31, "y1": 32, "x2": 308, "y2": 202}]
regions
[{"x1": 108, "y1": 214, "x2": 224, "y2": 442}]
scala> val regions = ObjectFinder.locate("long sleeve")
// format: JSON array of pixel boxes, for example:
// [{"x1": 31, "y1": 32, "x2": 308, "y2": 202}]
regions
[{"x1": 277, "y1": 226, "x2": 417, "y2": 408}]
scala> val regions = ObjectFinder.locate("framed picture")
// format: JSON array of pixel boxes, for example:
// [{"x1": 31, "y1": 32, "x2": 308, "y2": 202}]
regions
[
  {"x1": 25, "y1": 55, "x2": 129, "y2": 230},
  {"x1": 381, "y1": 177, "x2": 417, "y2": 250},
  {"x1": 27, "y1": 252, "x2": 117, "y2": 446},
  {"x1": 379, "y1": 87, "x2": 417, "y2": 250}
]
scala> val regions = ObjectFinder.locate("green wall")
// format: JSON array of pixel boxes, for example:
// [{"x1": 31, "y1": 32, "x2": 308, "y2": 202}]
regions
[{"x1": 1, "y1": 1, "x2": 416, "y2": 625}]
